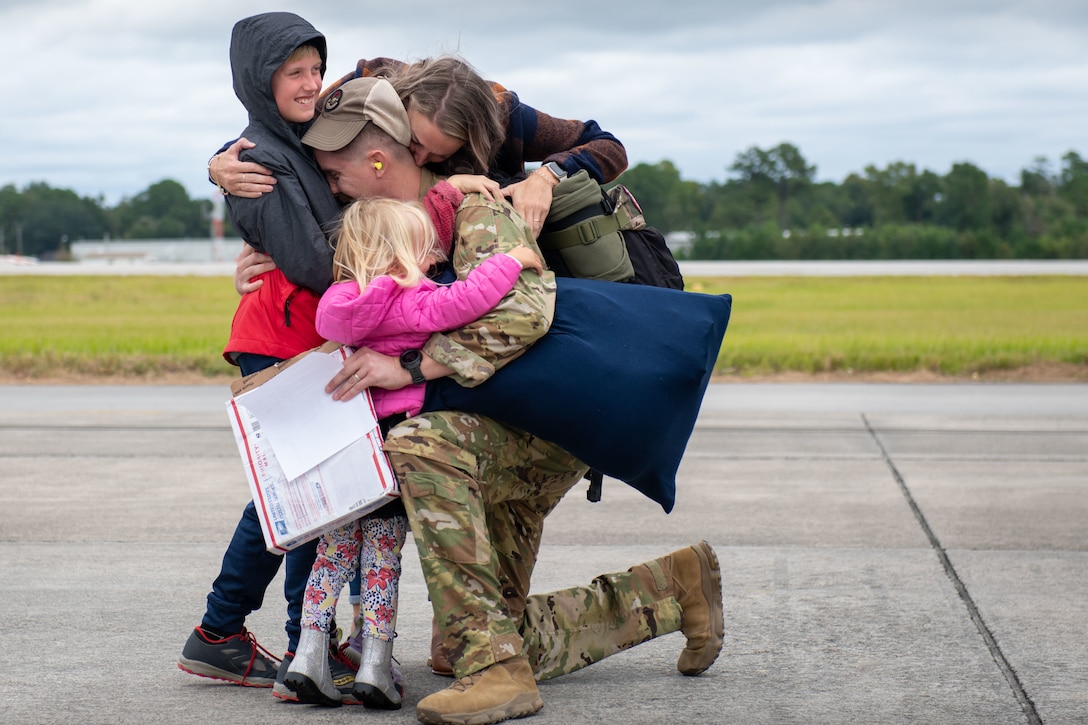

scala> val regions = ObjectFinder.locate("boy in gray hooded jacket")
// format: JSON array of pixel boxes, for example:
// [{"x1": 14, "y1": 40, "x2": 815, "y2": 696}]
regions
[{"x1": 179, "y1": 13, "x2": 402, "y2": 708}]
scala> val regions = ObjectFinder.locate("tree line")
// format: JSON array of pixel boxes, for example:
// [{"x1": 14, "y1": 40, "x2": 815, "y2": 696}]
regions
[
  {"x1": 616, "y1": 144, "x2": 1088, "y2": 260},
  {"x1": 3, "y1": 144, "x2": 1086, "y2": 260},
  {"x1": 0, "y1": 180, "x2": 217, "y2": 259}
]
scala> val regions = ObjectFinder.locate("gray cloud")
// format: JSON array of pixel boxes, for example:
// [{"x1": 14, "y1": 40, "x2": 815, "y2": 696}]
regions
[{"x1": 2, "y1": 0, "x2": 1085, "y2": 205}]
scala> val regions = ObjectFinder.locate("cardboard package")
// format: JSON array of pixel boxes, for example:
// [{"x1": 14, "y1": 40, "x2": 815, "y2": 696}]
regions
[{"x1": 226, "y1": 342, "x2": 398, "y2": 553}]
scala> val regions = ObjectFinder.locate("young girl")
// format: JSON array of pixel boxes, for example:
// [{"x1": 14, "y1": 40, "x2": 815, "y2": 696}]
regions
[{"x1": 284, "y1": 179, "x2": 542, "y2": 709}]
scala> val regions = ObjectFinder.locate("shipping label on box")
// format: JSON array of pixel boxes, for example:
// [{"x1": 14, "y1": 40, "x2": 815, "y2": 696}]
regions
[{"x1": 226, "y1": 343, "x2": 399, "y2": 553}]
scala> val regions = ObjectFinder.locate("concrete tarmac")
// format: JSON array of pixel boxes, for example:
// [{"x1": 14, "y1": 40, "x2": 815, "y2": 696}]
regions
[{"x1": 1, "y1": 383, "x2": 1085, "y2": 725}]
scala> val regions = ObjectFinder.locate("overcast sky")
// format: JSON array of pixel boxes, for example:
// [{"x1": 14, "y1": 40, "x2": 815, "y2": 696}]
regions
[{"x1": 4, "y1": 0, "x2": 1086, "y2": 205}]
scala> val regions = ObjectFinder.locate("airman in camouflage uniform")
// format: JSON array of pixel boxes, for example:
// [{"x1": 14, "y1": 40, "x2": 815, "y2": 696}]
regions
[
  {"x1": 303, "y1": 77, "x2": 724, "y2": 725},
  {"x1": 383, "y1": 186, "x2": 724, "y2": 723}
]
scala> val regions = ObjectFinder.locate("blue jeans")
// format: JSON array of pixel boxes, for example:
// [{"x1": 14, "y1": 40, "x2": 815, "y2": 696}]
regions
[
  {"x1": 201, "y1": 353, "x2": 318, "y2": 654},
  {"x1": 349, "y1": 569, "x2": 362, "y2": 604}
]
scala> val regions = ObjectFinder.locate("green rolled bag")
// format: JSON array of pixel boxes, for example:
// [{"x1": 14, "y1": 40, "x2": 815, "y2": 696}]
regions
[{"x1": 536, "y1": 170, "x2": 643, "y2": 282}]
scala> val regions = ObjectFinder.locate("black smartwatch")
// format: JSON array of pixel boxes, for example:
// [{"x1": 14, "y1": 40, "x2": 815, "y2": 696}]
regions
[
  {"x1": 399, "y1": 348, "x2": 426, "y2": 384},
  {"x1": 542, "y1": 161, "x2": 567, "y2": 181}
]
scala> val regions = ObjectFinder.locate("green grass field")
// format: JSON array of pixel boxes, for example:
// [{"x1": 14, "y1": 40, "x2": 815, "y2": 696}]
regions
[
  {"x1": 2, "y1": 276, "x2": 239, "y2": 379},
  {"x1": 688, "y1": 275, "x2": 1088, "y2": 377},
  {"x1": 1, "y1": 275, "x2": 1086, "y2": 380}
]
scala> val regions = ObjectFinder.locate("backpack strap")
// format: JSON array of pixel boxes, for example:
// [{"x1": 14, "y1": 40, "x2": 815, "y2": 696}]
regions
[
  {"x1": 539, "y1": 213, "x2": 622, "y2": 250},
  {"x1": 538, "y1": 198, "x2": 637, "y2": 251}
]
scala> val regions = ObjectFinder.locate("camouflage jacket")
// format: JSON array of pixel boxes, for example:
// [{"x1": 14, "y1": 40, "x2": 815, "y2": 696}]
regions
[{"x1": 420, "y1": 170, "x2": 556, "y2": 386}]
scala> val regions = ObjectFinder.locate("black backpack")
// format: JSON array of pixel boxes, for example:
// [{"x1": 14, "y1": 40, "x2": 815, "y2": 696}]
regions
[{"x1": 623, "y1": 226, "x2": 685, "y2": 290}]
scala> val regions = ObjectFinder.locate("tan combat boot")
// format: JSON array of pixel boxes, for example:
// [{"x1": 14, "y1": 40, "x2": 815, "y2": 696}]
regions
[
  {"x1": 664, "y1": 540, "x2": 724, "y2": 675},
  {"x1": 416, "y1": 656, "x2": 542, "y2": 725}
]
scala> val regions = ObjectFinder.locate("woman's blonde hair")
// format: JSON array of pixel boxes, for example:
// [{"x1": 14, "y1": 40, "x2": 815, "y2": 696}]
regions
[{"x1": 331, "y1": 198, "x2": 447, "y2": 291}]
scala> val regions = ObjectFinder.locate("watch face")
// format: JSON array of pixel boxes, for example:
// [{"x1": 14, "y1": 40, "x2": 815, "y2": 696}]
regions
[{"x1": 399, "y1": 348, "x2": 426, "y2": 384}]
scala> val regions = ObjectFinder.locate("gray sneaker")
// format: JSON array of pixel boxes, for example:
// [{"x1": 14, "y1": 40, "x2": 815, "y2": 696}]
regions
[
  {"x1": 324, "y1": 624, "x2": 365, "y2": 705},
  {"x1": 331, "y1": 645, "x2": 365, "y2": 705},
  {"x1": 178, "y1": 626, "x2": 280, "y2": 688}
]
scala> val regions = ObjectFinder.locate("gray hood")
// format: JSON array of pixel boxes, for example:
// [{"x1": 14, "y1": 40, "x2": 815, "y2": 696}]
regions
[
  {"x1": 230, "y1": 12, "x2": 327, "y2": 151},
  {"x1": 223, "y1": 13, "x2": 342, "y2": 294}
]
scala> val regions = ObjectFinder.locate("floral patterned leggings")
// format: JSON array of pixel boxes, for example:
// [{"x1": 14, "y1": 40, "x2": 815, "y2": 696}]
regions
[{"x1": 301, "y1": 511, "x2": 408, "y2": 641}]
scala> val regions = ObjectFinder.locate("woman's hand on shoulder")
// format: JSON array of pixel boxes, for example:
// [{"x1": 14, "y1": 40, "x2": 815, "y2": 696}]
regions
[
  {"x1": 446, "y1": 174, "x2": 500, "y2": 201},
  {"x1": 503, "y1": 172, "x2": 554, "y2": 237},
  {"x1": 211, "y1": 138, "x2": 277, "y2": 199}
]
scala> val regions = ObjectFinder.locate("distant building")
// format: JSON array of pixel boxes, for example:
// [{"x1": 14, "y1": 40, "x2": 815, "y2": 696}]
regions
[
  {"x1": 665, "y1": 231, "x2": 695, "y2": 253},
  {"x1": 70, "y1": 238, "x2": 245, "y2": 264}
]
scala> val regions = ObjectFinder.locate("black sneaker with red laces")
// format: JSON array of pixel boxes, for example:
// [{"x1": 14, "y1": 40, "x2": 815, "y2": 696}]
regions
[{"x1": 178, "y1": 626, "x2": 280, "y2": 687}]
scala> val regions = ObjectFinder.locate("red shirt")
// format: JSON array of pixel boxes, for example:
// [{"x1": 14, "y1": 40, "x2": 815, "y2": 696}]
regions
[{"x1": 223, "y1": 269, "x2": 325, "y2": 363}]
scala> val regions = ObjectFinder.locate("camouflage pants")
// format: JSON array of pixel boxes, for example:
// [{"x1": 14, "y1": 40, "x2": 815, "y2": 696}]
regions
[{"x1": 384, "y1": 411, "x2": 684, "y2": 680}]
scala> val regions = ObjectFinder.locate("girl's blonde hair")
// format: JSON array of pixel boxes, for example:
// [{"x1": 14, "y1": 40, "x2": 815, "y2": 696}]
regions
[{"x1": 331, "y1": 198, "x2": 447, "y2": 290}]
